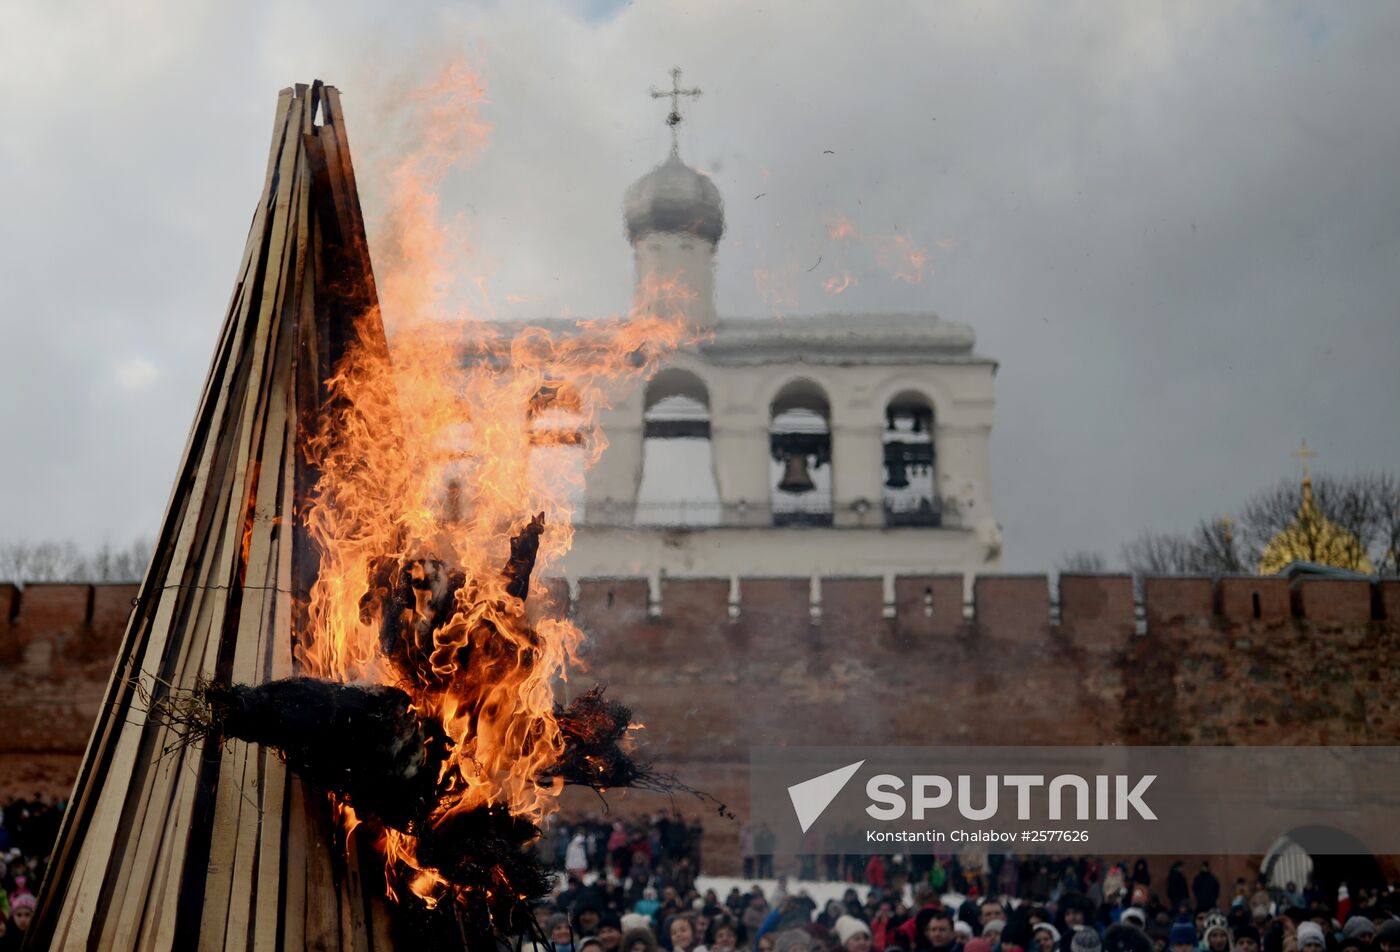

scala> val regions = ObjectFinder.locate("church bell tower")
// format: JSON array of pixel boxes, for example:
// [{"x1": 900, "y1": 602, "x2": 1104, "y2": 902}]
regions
[{"x1": 622, "y1": 68, "x2": 723, "y2": 330}]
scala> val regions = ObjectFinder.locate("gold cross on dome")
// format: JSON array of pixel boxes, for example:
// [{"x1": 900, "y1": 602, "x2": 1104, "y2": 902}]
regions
[
  {"x1": 651, "y1": 67, "x2": 701, "y2": 153},
  {"x1": 1292, "y1": 438, "x2": 1318, "y2": 482}
]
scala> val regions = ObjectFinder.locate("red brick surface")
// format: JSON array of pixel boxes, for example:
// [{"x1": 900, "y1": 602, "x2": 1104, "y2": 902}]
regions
[
  {"x1": 2, "y1": 573, "x2": 1394, "y2": 868},
  {"x1": 974, "y1": 575, "x2": 1050, "y2": 641},
  {"x1": 1060, "y1": 574, "x2": 1135, "y2": 649},
  {"x1": 1144, "y1": 576, "x2": 1215, "y2": 633},
  {"x1": 1293, "y1": 578, "x2": 1374, "y2": 626},
  {"x1": 893, "y1": 575, "x2": 963, "y2": 639},
  {"x1": 1217, "y1": 576, "x2": 1291, "y2": 624}
]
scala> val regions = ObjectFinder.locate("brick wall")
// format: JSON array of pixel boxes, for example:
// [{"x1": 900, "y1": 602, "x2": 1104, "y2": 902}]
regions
[{"x1": 4, "y1": 573, "x2": 1397, "y2": 878}]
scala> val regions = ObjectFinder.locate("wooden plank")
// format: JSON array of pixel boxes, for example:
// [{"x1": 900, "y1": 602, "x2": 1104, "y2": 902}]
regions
[
  {"x1": 252, "y1": 109, "x2": 314, "y2": 949},
  {"x1": 302, "y1": 790, "x2": 342, "y2": 950},
  {"x1": 225, "y1": 206, "x2": 302, "y2": 951},
  {"x1": 104, "y1": 257, "x2": 277, "y2": 949},
  {"x1": 198, "y1": 88, "x2": 309, "y2": 948}
]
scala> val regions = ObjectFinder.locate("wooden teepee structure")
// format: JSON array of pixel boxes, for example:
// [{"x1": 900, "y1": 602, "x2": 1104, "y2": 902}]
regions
[{"x1": 29, "y1": 82, "x2": 398, "y2": 950}]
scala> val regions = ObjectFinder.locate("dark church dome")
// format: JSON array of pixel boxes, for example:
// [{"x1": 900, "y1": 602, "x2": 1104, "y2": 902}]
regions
[{"x1": 623, "y1": 151, "x2": 724, "y2": 244}]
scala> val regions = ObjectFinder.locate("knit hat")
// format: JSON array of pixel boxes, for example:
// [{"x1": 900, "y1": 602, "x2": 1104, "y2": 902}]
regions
[
  {"x1": 1236, "y1": 925, "x2": 1261, "y2": 944},
  {"x1": 1342, "y1": 918, "x2": 1375, "y2": 940},
  {"x1": 1035, "y1": 924, "x2": 1063, "y2": 944},
  {"x1": 1202, "y1": 912, "x2": 1232, "y2": 944},
  {"x1": 1073, "y1": 928, "x2": 1104, "y2": 952},
  {"x1": 836, "y1": 916, "x2": 872, "y2": 945},
  {"x1": 957, "y1": 921, "x2": 976, "y2": 939},
  {"x1": 1376, "y1": 922, "x2": 1400, "y2": 946},
  {"x1": 968, "y1": 940, "x2": 995, "y2": 952},
  {"x1": 10, "y1": 893, "x2": 37, "y2": 911},
  {"x1": 1296, "y1": 922, "x2": 1326, "y2": 950},
  {"x1": 1169, "y1": 923, "x2": 1197, "y2": 946},
  {"x1": 984, "y1": 920, "x2": 1008, "y2": 937},
  {"x1": 620, "y1": 912, "x2": 652, "y2": 933},
  {"x1": 1122, "y1": 909, "x2": 1147, "y2": 928}
]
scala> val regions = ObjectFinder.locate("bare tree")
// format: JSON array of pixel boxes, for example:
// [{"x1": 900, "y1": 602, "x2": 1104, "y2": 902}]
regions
[
  {"x1": 1123, "y1": 472, "x2": 1398, "y2": 576},
  {"x1": 1057, "y1": 550, "x2": 1107, "y2": 573},
  {"x1": 0, "y1": 538, "x2": 152, "y2": 584}
]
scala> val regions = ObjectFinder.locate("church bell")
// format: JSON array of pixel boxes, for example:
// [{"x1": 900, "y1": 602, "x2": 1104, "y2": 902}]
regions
[
  {"x1": 778, "y1": 454, "x2": 816, "y2": 494},
  {"x1": 883, "y1": 441, "x2": 911, "y2": 490},
  {"x1": 884, "y1": 460, "x2": 910, "y2": 490}
]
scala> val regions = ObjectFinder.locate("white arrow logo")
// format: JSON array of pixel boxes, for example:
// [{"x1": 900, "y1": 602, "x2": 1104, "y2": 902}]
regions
[{"x1": 787, "y1": 760, "x2": 865, "y2": 833}]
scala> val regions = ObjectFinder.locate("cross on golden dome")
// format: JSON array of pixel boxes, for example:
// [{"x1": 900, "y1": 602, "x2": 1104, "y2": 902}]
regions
[
  {"x1": 1292, "y1": 438, "x2": 1318, "y2": 484},
  {"x1": 1257, "y1": 438, "x2": 1373, "y2": 575}
]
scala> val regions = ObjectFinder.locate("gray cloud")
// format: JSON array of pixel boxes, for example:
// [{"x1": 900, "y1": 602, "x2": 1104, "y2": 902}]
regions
[{"x1": 2, "y1": 0, "x2": 1397, "y2": 572}]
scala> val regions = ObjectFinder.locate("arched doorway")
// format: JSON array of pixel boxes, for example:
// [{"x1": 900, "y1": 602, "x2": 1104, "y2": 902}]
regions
[{"x1": 1262, "y1": 826, "x2": 1386, "y2": 897}]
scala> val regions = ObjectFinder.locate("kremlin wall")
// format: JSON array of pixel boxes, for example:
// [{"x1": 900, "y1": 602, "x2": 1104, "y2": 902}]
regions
[{"x1": 4, "y1": 572, "x2": 1400, "y2": 884}]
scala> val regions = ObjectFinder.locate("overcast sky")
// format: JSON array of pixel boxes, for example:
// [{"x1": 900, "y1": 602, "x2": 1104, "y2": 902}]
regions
[{"x1": 2, "y1": 0, "x2": 1398, "y2": 573}]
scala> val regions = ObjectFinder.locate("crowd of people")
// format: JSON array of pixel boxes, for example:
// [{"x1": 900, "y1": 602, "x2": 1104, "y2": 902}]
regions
[
  {"x1": 527, "y1": 821, "x2": 1400, "y2": 952},
  {"x1": 5, "y1": 798, "x2": 1400, "y2": 952},
  {"x1": 0, "y1": 794, "x2": 63, "y2": 949}
]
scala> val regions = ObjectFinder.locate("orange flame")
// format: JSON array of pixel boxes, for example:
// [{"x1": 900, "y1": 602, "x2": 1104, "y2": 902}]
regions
[
  {"x1": 825, "y1": 212, "x2": 936, "y2": 285},
  {"x1": 822, "y1": 272, "x2": 854, "y2": 295},
  {"x1": 298, "y1": 60, "x2": 698, "y2": 904}
]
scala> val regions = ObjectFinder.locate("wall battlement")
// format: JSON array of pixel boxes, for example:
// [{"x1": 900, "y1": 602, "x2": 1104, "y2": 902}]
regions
[
  {"x1": 4, "y1": 573, "x2": 1398, "y2": 869},
  {"x1": 2, "y1": 574, "x2": 1394, "y2": 663}
]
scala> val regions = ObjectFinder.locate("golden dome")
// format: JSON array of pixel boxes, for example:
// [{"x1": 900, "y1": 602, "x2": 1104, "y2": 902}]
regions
[{"x1": 1257, "y1": 475, "x2": 1374, "y2": 575}]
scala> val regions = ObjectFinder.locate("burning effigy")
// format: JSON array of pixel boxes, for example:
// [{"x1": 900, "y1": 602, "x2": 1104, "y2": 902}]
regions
[{"x1": 28, "y1": 73, "x2": 717, "y2": 951}]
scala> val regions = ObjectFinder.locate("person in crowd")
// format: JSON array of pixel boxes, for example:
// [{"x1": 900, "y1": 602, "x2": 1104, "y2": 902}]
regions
[
  {"x1": 667, "y1": 912, "x2": 703, "y2": 952},
  {"x1": 1103, "y1": 924, "x2": 1153, "y2": 952},
  {"x1": 1168, "y1": 865, "x2": 1191, "y2": 915},
  {"x1": 622, "y1": 927, "x2": 661, "y2": 952},
  {"x1": 895, "y1": 882, "x2": 944, "y2": 949},
  {"x1": 867, "y1": 855, "x2": 888, "y2": 892},
  {"x1": 1074, "y1": 928, "x2": 1104, "y2": 952},
  {"x1": 1233, "y1": 925, "x2": 1261, "y2": 952},
  {"x1": 547, "y1": 912, "x2": 577, "y2": 952},
  {"x1": 984, "y1": 919, "x2": 1008, "y2": 948},
  {"x1": 710, "y1": 916, "x2": 740, "y2": 952},
  {"x1": 982, "y1": 900, "x2": 1009, "y2": 931},
  {"x1": 1341, "y1": 917, "x2": 1374, "y2": 946},
  {"x1": 594, "y1": 913, "x2": 624, "y2": 951},
  {"x1": 1034, "y1": 924, "x2": 1063, "y2": 952},
  {"x1": 1294, "y1": 923, "x2": 1325, "y2": 952},
  {"x1": 1201, "y1": 912, "x2": 1232, "y2": 952},
  {"x1": 566, "y1": 830, "x2": 591, "y2": 880},
  {"x1": 1248, "y1": 879, "x2": 1272, "y2": 924},
  {"x1": 1375, "y1": 921, "x2": 1400, "y2": 952},
  {"x1": 574, "y1": 904, "x2": 604, "y2": 937},
  {"x1": 1169, "y1": 922, "x2": 1198, "y2": 952},
  {"x1": 818, "y1": 900, "x2": 848, "y2": 929},
  {"x1": 836, "y1": 914, "x2": 873, "y2": 952},
  {"x1": 1194, "y1": 866, "x2": 1222, "y2": 914},
  {"x1": 918, "y1": 908, "x2": 965, "y2": 952}
]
